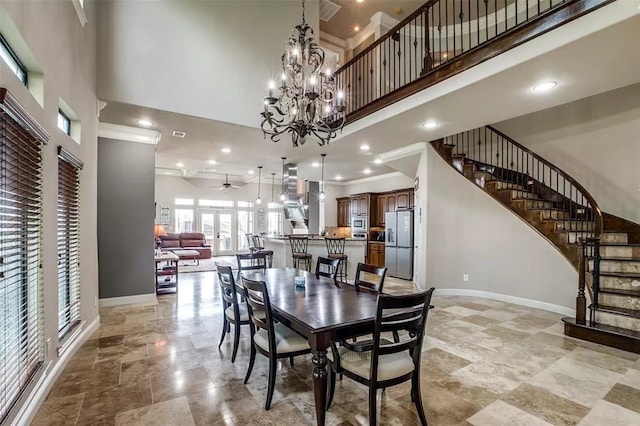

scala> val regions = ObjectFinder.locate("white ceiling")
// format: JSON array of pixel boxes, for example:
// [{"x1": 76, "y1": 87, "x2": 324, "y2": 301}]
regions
[{"x1": 98, "y1": 1, "x2": 640, "y2": 184}]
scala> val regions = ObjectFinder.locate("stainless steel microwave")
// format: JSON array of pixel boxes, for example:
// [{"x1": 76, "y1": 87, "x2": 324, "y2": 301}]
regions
[{"x1": 351, "y1": 216, "x2": 367, "y2": 231}]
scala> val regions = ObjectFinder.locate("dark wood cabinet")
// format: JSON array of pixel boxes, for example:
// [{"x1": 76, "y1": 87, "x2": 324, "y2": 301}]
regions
[
  {"x1": 386, "y1": 194, "x2": 396, "y2": 214},
  {"x1": 396, "y1": 191, "x2": 410, "y2": 209},
  {"x1": 409, "y1": 191, "x2": 414, "y2": 209},
  {"x1": 376, "y1": 195, "x2": 386, "y2": 226},
  {"x1": 337, "y1": 197, "x2": 351, "y2": 227},
  {"x1": 367, "y1": 243, "x2": 385, "y2": 268},
  {"x1": 350, "y1": 194, "x2": 371, "y2": 217}
]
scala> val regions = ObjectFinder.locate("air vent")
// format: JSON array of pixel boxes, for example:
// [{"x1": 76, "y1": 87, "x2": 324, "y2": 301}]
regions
[
  {"x1": 172, "y1": 130, "x2": 186, "y2": 138},
  {"x1": 319, "y1": 0, "x2": 341, "y2": 22}
]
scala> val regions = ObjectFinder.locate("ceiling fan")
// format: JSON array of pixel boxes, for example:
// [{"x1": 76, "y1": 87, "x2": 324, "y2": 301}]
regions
[{"x1": 214, "y1": 174, "x2": 241, "y2": 190}]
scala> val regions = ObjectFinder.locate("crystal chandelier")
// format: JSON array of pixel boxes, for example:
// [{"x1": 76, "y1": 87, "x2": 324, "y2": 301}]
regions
[{"x1": 261, "y1": 0, "x2": 345, "y2": 147}]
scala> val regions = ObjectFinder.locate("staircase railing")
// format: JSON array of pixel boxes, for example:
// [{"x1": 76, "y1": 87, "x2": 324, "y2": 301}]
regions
[
  {"x1": 334, "y1": 0, "x2": 610, "y2": 121},
  {"x1": 441, "y1": 126, "x2": 603, "y2": 324}
]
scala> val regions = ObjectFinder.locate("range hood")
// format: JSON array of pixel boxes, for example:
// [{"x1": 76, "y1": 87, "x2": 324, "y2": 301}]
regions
[{"x1": 282, "y1": 163, "x2": 319, "y2": 234}]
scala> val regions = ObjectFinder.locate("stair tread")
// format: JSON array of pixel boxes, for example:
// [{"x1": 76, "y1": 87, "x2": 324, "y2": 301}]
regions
[
  {"x1": 598, "y1": 288, "x2": 640, "y2": 297},
  {"x1": 590, "y1": 304, "x2": 640, "y2": 318},
  {"x1": 563, "y1": 317, "x2": 640, "y2": 340},
  {"x1": 589, "y1": 256, "x2": 640, "y2": 262},
  {"x1": 599, "y1": 271, "x2": 640, "y2": 278},
  {"x1": 600, "y1": 243, "x2": 640, "y2": 247}
]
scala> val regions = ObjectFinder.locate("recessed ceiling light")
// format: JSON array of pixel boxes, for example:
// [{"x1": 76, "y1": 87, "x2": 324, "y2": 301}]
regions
[
  {"x1": 422, "y1": 121, "x2": 439, "y2": 129},
  {"x1": 312, "y1": 162, "x2": 320, "y2": 167},
  {"x1": 356, "y1": 0, "x2": 364, "y2": 3},
  {"x1": 221, "y1": 148, "x2": 231, "y2": 153},
  {"x1": 532, "y1": 81, "x2": 557, "y2": 92},
  {"x1": 363, "y1": 168, "x2": 372, "y2": 174},
  {"x1": 374, "y1": 158, "x2": 382, "y2": 164},
  {"x1": 208, "y1": 160, "x2": 217, "y2": 165},
  {"x1": 176, "y1": 162, "x2": 184, "y2": 168},
  {"x1": 137, "y1": 119, "x2": 153, "y2": 127},
  {"x1": 360, "y1": 144, "x2": 370, "y2": 151},
  {"x1": 335, "y1": 175, "x2": 343, "y2": 181},
  {"x1": 354, "y1": 25, "x2": 360, "y2": 32},
  {"x1": 248, "y1": 170, "x2": 255, "y2": 175}
]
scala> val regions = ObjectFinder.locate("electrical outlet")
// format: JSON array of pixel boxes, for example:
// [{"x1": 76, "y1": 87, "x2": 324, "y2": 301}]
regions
[{"x1": 463, "y1": 274, "x2": 469, "y2": 282}]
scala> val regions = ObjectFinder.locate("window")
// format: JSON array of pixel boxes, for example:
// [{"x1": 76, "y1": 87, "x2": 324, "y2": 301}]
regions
[
  {"x1": 175, "y1": 198, "x2": 194, "y2": 206},
  {"x1": 268, "y1": 211, "x2": 283, "y2": 236},
  {"x1": 237, "y1": 210, "x2": 253, "y2": 251},
  {"x1": 199, "y1": 199, "x2": 233, "y2": 208},
  {"x1": 57, "y1": 110, "x2": 70, "y2": 135},
  {"x1": 237, "y1": 201, "x2": 253, "y2": 208},
  {"x1": 57, "y1": 147, "x2": 83, "y2": 339},
  {"x1": 0, "y1": 88, "x2": 48, "y2": 422},
  {"x1": 175, "y1": 209, "x2": 194, "y2": 233},
  {"x1": 0, "y1": 34, "x2": 27, "y2": 86}
]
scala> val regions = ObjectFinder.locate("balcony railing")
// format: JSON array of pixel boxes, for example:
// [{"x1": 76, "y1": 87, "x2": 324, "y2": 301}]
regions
[{"x1": 334, "y1": 0, "x2": 612, "y2": 123}]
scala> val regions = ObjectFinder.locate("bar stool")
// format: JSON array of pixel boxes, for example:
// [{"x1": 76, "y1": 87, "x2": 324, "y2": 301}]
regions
[
  {"x1": 325, "y1": 237, "x2": 347, "y2": 282},
  {"x1": 289, "y1": 236, "x2": 312, "y2": 271},
  {"x1": 252, "y1": 234, "x2": 273, "y2": 268}
]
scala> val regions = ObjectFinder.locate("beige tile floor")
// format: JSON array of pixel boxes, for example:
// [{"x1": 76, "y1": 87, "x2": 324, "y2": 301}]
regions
[{"x1": 33, "y1": 272, "x2": 640, "y2": 425}]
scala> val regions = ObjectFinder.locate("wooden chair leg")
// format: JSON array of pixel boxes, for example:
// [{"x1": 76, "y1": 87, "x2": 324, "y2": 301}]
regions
[
  {"x1": 327, "y1": 365, "x2": 336, "y2": 410},
  {"x1": 265, "y1": 356, "x2": 278, "y2": 410},
  {"x1": 231, "y1": 321, "x2": 241, "y2": 363},
  {"x1": 244, "y1": 343, "x2": 256, "y2": 384},
  {"x1": 218, "y1": 316, "x2": 227, "y2": 348},
  {"x1": 412, "y1": 370, "x2": 428, "y2": 425},
  {"x1": 289, "y1": 356, "x2": 294, "y2": 367},
  {"x1": 369, "y1": 387, "x2": 377, "y2": 426}
]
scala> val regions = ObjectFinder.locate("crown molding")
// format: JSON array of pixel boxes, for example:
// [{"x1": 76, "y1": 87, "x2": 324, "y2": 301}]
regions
[
  {"x1": 319, "y1": 31, "x2": 346, "y2": 48},
  {"x1": 344, "y1": 171, "x2": 405, "y2": 185},
  {"x1": 378, "y1": 143, "x2": 427, "y2": 163},
  {"x1": 98, "y1": 122, "x2": 161, "y2": 145},
  {"x1": 346, "y1": 12, "x2": 400, "y2": 49}
]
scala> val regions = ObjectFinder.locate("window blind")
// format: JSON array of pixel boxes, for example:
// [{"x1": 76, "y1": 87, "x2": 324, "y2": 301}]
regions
[
  {"x1": 57, "y1": 146, "x2": 82, "y2": 339},
  {"x1": 0, "y1": 88, "x2": 48, "y2": 422}
]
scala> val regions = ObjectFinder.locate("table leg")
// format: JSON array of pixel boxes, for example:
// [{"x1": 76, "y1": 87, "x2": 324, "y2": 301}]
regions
[{"x1": 311, "y1": 348, "x2": 328, "y2": 426}]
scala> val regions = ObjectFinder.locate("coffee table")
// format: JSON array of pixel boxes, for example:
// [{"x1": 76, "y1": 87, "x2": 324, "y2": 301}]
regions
[{"x1": 172, "y1": 249, "x2": 201, "y2": 265}]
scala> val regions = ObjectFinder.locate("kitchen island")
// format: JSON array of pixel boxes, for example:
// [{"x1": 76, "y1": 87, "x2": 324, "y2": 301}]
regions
[{"x1": 262, "y1": 236, "x2": 367, "y2": 280}]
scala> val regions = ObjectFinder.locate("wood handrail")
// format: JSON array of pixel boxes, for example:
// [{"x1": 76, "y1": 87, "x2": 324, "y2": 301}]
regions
[
  {"x1": 335, "y1": 0, "x2": 435, "y2": 74},
  {"x1": 487, "y1": 125, "x2": 603, "y2": 237}
]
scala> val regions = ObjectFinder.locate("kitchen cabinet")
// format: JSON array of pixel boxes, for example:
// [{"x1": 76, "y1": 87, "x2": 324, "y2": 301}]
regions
[
  {"x1": 396, "y1": 191, "x2": 411, "y2": 209},
  {"x1": 336, "y1": 197, "x2": 351, "y2": 227},
  {"x1": 410, "y1": 191, "x2": 414, "y2": 209},
  {"x1": 386, "y1": 194, "x2": 396, "y2": 214},
  {"x1": 367, "y1": 243, "x2": 385, "y2": 268},
  {"x1": 350, "y1": 194, "x2": 370, "y2": 216},
  {"x1": 376, "y1": 195, "x2": 387, "y2": 226}
]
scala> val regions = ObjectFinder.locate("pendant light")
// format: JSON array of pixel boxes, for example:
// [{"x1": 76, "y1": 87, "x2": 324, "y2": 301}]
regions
[
  {"x1": 271, "y1": 172, "x2": 276, "y2": 202},
  {"x1": 256, "y1": 166, "x2": 263, "y2": 205},
  {"x1": 319, "y1": 153, "x2": 326, "y2": 201},
  {"x1": 279, "y1": 157, "x2": 287, "y2": 202}
]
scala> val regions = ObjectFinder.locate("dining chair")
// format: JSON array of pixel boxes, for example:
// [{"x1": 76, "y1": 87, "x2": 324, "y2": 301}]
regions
[
  {"x1": 327, "y1": 288, "x2": 435, "y2": 426},
  {"x1": 236, "y1": 252, "x2": 267, "y2": 280},
  {"x1": 315, "y1": 256, "x2": 341, "y2": 285},
  {"x1": 325, "y1": 237, "x2": 348, "y2": 282},
  {"x1": 289, "y1": 235, "x2": 312, "y2": 271},
  {"x1": 216, "y1": 264, "x2": 249, "y2": 363},
  {"x1": 242, "y1": 276, "x2": 311, "y2": 410},
  {"x1": 252, "y1": 234, "x2": 274, "y2": 268},
  {"x1": 354, "y1": 263, "x2": 387, "y2": 293},
  {"x1": 246, "y1": 233, "x2": 258, "y2": 253}
]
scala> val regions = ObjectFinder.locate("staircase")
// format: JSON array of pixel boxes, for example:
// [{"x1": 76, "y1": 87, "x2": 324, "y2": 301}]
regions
[{"x1": 431, "y1": 125, "x2": 640, "y2": 353}]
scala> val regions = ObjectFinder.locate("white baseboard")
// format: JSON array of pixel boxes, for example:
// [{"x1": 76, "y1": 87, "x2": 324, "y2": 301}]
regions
[
  {"x1": 11, "y1": 316, "x2": 100, "y2": 426},
  {"x1": 434, "y1": 288, "x2": 575, "y2": 316},
  {"x1": 99, "y1": 293, "x2": 157, "y2": 307}
]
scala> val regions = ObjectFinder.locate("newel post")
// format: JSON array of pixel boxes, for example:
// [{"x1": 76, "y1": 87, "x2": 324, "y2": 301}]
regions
[{"x1": 576, "y1": 238, "x2": 587, "y2": 325}]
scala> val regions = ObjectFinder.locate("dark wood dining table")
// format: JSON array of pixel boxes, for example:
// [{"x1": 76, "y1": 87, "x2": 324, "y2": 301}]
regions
[{"x1": 240, "y1": 267, "x2": 380, "y2": 426}]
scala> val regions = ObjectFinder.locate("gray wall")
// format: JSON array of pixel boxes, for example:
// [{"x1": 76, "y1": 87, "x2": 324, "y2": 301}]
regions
[{"x1": 98, "y1": 137, "x2": 155, "y2": 298}]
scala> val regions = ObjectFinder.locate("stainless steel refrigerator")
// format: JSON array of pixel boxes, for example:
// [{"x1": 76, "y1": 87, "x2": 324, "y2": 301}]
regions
[{"x1": 385, "y1": 210, "x2": 414, "y2": 280}]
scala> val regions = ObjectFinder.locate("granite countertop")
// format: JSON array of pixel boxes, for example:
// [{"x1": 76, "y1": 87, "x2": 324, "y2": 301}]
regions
[{"x1": 263, "y1": 236, "x2": 366, "y2": 242}]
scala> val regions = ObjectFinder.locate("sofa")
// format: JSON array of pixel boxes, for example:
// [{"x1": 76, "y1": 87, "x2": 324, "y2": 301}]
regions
[{"x1": 159, "y1": 232, "x2": 212, "y2": 259}]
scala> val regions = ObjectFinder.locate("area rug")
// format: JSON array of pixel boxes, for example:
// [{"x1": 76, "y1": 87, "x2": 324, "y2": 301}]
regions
[{"x1": 179, "y1": 256, "x2": 236, "y2": 273}]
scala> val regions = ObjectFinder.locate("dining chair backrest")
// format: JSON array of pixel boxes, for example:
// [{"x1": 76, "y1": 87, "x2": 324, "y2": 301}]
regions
[
  {"x1": 354, "y1": 263, "x2": 387, "y2": 293},
  {"x1": 289, "y1": 235, "x2": 309, "y2": 255},
  {"x1": 315, "y1": 256, "x2": 340, "y2": 284},
  {"x1": 241, "y1": 276, "x2": 276, "y2": 349},
  {"x1": 236, "y1": 252, "x2": 267, "y2": 276},
  {"x1": 246, "y1": 233, "x2": 257, "y2": 252},
  {"x1": 217, "y1": 264, "x2": 240, "y2": 315},
  {"x1": 325, "y1": 237, "x2": 346, "y2": 256},
  {"x1": 252, "y1": 234, "x2": 264, "y2": 250},
  {"x1": 370, "y1": 288, "x2": 435, "y2": 382}
]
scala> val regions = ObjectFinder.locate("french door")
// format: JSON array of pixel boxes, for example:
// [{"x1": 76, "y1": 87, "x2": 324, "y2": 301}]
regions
[{"x1": 199, "y1": 210, "x2": 235, "y2": 256}]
